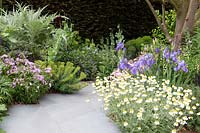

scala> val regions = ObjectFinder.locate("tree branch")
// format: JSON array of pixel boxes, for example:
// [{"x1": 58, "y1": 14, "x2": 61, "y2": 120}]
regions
[
  {"x1": 182, "y1": 0, "x2": 199, "y2": 33},
  {"x1": 169, "y1": 0, "x2": 183, "y2": 11},
  {"x1": 194, "y1": 2, "x2": 200, "y2": 27},
  {"x1": 145, "y1": 0, "x2": 172, "y2": 43},
  {"x1": 161, "y1": 3, "x2": 172, "y2": 42}
]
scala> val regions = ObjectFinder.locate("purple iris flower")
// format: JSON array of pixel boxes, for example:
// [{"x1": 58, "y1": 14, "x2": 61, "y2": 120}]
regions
[
  {"x1": 130, "y1": 66, "x2": 138, "y2": 75},
  {"x1": 163, "y1": 47, "x2": 170, "y2": 60},
  {"x1": 182, "y1": 66, "x2": 188, "y2": 73},
  {"x1": 170, "y1": 51, "x2": 178, "y2": 63},
  {"x1": 177, "y1": 49, "x2": 181, "y2": 55},
  {"x1": 155, "y1": 48, "x2": 160, "y2": 54},
  {"x1": 174, "y1": 60, "x2": 188, "y2": 73},
  {"x1": 115, "y1": 42, "x2": 124, "y2": 52},
  {"x1": 118, "y1": 58, "x2": 128, "y2": 70},
  {"x1": 118, "y1": 53, "x2": 155, "y2": 75},
  {"x1": 146, "y1": 58, "x2": 155, "y2": 67},
  {"x1": 129, "y1": 53, "x2": 155, "y2": 74},
  {"x1": 144, "y1": 54, "x2": 155, "y2": 67}
]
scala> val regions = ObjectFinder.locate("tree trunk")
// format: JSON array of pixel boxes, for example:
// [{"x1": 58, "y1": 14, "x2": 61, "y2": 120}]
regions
[
  {"x1": 173, "y1": 0, "x2": 199, "y2": 50},
  {"x1": 146, "y1": 0, "x2": 200, "y2": 50},
  {"x1": 172, "y1": 0, "x2": 189, "y2": 50},
  {"x1": 183, "y1": 0, "x2": 199, "y2": 33}
]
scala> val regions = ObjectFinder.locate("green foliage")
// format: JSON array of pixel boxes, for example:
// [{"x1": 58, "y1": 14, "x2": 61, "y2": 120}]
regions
[
  {"x1": 125, "y1": 36, "x2": 152, "y2": 59},
  {"x1": 0, "y1": 104, "x2": 7, "y2": 133},
  {"x1": 0, "y1": 129, "x2": 5, "y2": 133},
  {"x1": 97, "y1": 49, "x2": 118, "y2": 79},
  {"x1": 152, "y1": 10, "x2": 176, "y2": 43},
  {"x1": 48, "y1": 23, "x2": 120, "y2": 80},
  {"x1": 0, "y1": 75, "x2": 13, "y2": 104},
  {"x1": 97, "y1": 28, "x2": 122, "y2": 79},
  {"x1": 183, "y1": 28, "x2": 200, "y2": 82},
  {"x1": 47, "y1": 23, "x2": 80, "y2": 61},
  {"x1": 186, "y1": 85, "x2": 200, "y2": 132},
  {"x1": 35, "y1": 60, "x2": 87, "y2": 93},
  {"x1": 0, "y1": 4, "x2": 55, "y2": 60},
  {"x1": 63, "y1": 45, "x2": 99, "y2": 80},
  {"x1": 180, "y1": 36, "x2": 200, "y2": 86},
  {"x1": 47, "y1": 24, "x2": 96, "y2": 80},
  {"x1": 179, "y1": 28, "x2": 200, "y2": 132},
  {"x1": 0, "y1": 104, "x2": 7, "y2": 122},
  {"x1": 142, "y1": 39, "x2": 192, "y2": 87}
]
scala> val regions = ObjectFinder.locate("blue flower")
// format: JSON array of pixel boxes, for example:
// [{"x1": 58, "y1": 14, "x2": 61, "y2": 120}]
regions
[
  {"x1": 144, "y1": 54, "x2": 155, "y2": 67},
  {"x1": 170, "y1": 51, "x2": 178, "y2": 63},
  {"x1": 182, "y1": 66, "x2": 188, "y2": 73},
  {"x1": 115, "y1": 42, "x2": 124, "y2": 52},
  {"x1": 163, "y1": 47, "x2": 170, "y2": 60},
  {"x1": 177, "y1": 49, "x2": 181, "y2": 55},
  {"x1": 118, "y1": 58, "x2": 128, "y2": 70},
  {"x1": 130, "y1": 66, "x2": 138, "y2": 75},
  {"x1": 130, "y1": 54, "x2": 155, "y2": 74},
  {"x1": 155, "y1": 48, "x2": 160, "y2": 54},
  {"x1": 174, "y1": 60, "x2": 188, "y2": 73},
  {"x1": 118, "y1": 53, "x2": 155, "y2": 75}
]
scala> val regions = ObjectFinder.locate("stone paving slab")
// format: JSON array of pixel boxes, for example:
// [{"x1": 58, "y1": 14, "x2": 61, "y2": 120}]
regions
[{"x1": 0, "y1": 84, "x2": 120, "y2": 133}]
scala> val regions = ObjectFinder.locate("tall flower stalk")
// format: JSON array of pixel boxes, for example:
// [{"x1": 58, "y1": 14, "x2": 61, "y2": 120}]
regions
[{"x1": 116, "y1": 39, "x2": 190, "y2": 86}]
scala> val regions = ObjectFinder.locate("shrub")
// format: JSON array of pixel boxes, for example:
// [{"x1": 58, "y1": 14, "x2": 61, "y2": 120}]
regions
[
  {"x1": 0, "y1": 104, "x2": 7, "y2": 133},
  {"x1": 0, "y1": 104, "x2": 7, "y2": 122},
  {"x1": 35, "y1": 60, "x2": 87, "y2": 93},
  {"x1": 47, "y1": 23, "x2": 97, "y2": 80},
  {"x1": 48, "y1": 24, "x2": 120, "y2": 80},
  {"x1": 187, "y1": 85, "x2": 200, "y2": 132},
  {"x1": 0, "y1": 75, "x2": 13, "y2": 104},
  {"x1": 97, "y1": 48, "x2": 119, "y2": 79},
  {"x1": 0, "y1": 54, "x2": 50, "y2": 104},
  {"x1": 96, "y1": 28, "x2": 123, "y2": 79},
  {"x1": 152, "y1": 9, "x2": 176, "y2": 43},
  {"x1": 62, "y1": 44, "x2": 99, "y2": 80},
  {"x1": 94, "y1": 72, "x2": 200, "y2": 133},
  {"x1": 124, "y1": 36, "x2": 152, "y2": 59},
  {"x1": 0, "y1": 4, "x2": 55, "y2": 61},
  {"x1": 181, "y1": 28, "x2": 200, "y2": 86}
]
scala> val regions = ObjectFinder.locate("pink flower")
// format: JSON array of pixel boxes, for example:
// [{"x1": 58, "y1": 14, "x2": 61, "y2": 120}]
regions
[
  {"x1": 112, "y1": 69, "x2": 122, "y2": 77},
  {"x1": 12, "y1": 82, "x2": 16, "y2": 88},
  {"x1": 36, "y1": 75, "x2": 44, "y2": 81},
  {"x1": 45, "y1": 67, "x2": 52, "y2": 73}
]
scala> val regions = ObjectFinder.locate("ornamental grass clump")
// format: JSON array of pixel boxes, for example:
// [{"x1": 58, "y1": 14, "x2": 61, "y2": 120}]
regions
[{"x1": 94, "y1": 72, "x2": 200, "y2": 133}]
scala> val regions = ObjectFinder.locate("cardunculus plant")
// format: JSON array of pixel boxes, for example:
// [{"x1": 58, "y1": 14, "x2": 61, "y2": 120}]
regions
[{"x1": 0, "y1": 54, "x2": 51, "y2": 104}]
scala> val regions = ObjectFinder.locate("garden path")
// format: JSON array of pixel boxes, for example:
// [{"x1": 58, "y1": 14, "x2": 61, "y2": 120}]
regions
[{"x1": 0, "y1": 84, "x2": 120, "y2": 133}]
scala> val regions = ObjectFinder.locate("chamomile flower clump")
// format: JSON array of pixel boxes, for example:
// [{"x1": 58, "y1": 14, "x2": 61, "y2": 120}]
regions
[{"x1": 94, "y1": 71, "x2": 199, "y2": 133}]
